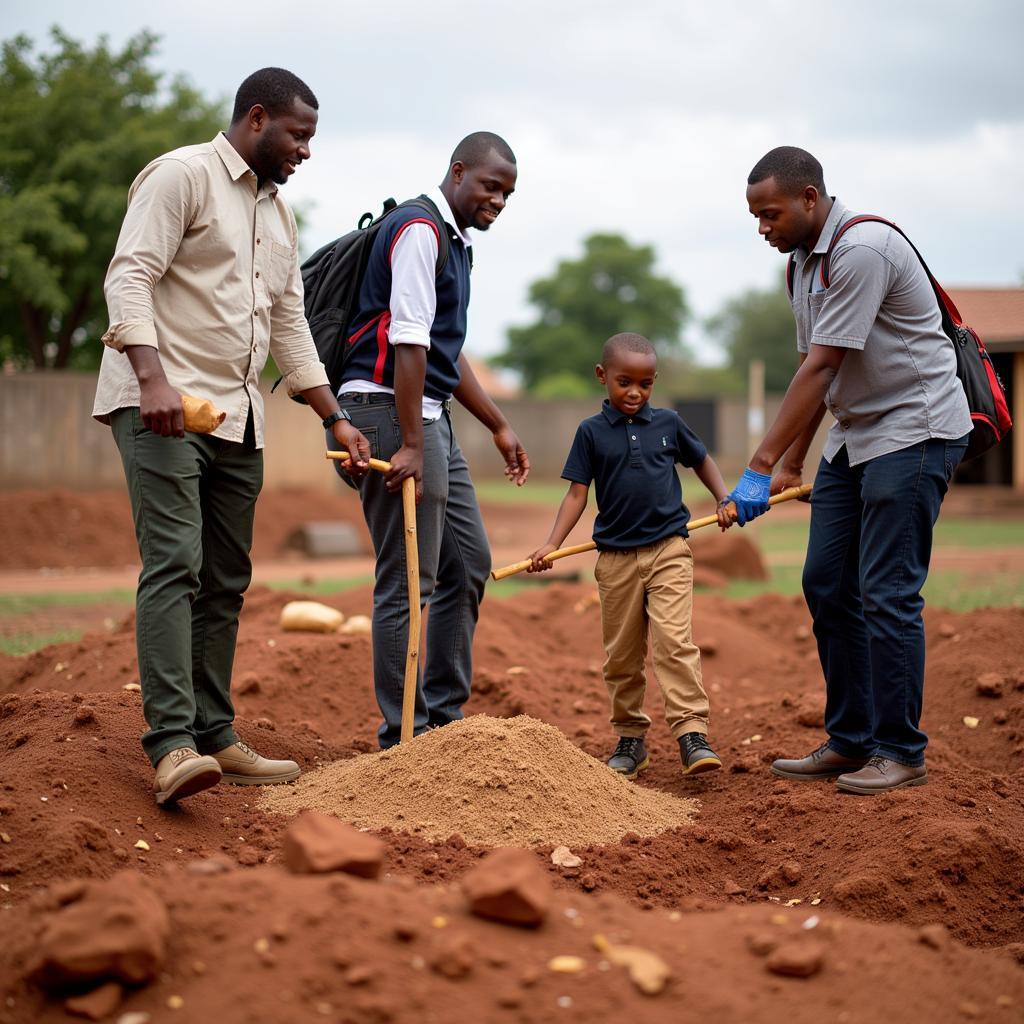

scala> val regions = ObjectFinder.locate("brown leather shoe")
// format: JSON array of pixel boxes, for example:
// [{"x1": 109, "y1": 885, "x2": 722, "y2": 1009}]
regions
[
  {"x1": 212, "y1": 739, "x2": 300, "y2": 785},
  {"x1": 154, "y1": 747, "x2": 222, "y2": 806},
  {"x1": 836, "y1": 756, "x2": 927, "y2": 794},
  {"x1": 771, "y1": 740, "x2": 871, "y2": 781}
]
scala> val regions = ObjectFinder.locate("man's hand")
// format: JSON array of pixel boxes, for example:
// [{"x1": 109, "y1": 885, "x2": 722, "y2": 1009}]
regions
[
  {"x1": 771, "y1": 465, "x2": 810, "y2": 501},
  {"x1": 493, "y1": 426, "x2": 530, "y2": 486},
  {"x1": 331, "y1": 420, "x2": 371, "y2": 478},
  {"x1": 385, "y1": 444, "x2": 424, "y2": 501},
  {"x1": 725, "y1": 467, "x2": 772, "y2": 526},
  {"x1": 139, "y1": 378, "x2": 184, "y2": 438},
  {"x1": 527, "y1": 544, "x2": 558, "y2": 573}
]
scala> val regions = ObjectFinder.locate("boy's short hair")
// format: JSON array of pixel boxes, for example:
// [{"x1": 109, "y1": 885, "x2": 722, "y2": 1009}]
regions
[{"x1": 601, "y1": 333, "x2": 656, "y2": 366}]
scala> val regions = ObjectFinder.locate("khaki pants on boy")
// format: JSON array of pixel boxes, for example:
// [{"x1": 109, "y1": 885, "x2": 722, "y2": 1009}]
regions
[{"x1": 594, "y1": 534, "x2": 709, "y2": 739}]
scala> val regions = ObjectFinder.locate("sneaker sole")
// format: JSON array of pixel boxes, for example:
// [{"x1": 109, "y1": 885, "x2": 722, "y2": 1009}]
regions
[
  {"x1": 682, "y1": 756, "x2": 722, "y2": 776},
  {"x1": 156, "y1": 763, "x2": 222, "y2": 806},
  {"x1": 220, "y1": 769, "x2": 301, "y2": 786},
  {"x1": 835, "y1": 773, "x2": 928, "y2": 795},
  {"x1": 610, "y1": 756, "x2": 650, "y2": 781}
]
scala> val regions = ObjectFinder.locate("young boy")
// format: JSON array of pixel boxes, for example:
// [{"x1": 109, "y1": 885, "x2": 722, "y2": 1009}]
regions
[{"x1": 528, "y1": 332, "x2": 731, "y2": 778}]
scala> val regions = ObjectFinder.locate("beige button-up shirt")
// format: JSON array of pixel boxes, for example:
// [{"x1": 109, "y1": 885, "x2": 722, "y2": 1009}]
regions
[{"x1": 93, "y1": 132, "x2": 328, "y2": 446}]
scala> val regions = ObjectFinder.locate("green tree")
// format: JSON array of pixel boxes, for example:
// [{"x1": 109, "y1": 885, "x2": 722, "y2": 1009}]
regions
[
  {"x1": 494, "y1": 233, "x2": 689, "y2": 389},
  {"x1": 0, "y1": 29, "x2": 224, "y2": 370},
  {"x1": 706, "y1": 271, "x2": 797, "y2": 393}
]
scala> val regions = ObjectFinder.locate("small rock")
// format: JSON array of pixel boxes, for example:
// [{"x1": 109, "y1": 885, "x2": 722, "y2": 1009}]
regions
[
  {"x1": 236, "y1": 674, "x2": 261, "y2": 696},
  {"x1": 962, "y1": 716, "x2": 980, "y2": 729},
  {"x1": 746, "y1": 931, "x2": 779, "y2": 957},
  {"x1": 938, "y1": 622, "x2": 956, "y2": 638},
  {"x1": 766, "y1": 940, "x2": 824, "y2": 978},
  {"x1": 548, "y1": 955, "x2": 585, "y2": 974},
  {"x1": 463, "y1": 848, "x2": 550, "y2": 927},
  {"x1": 551, "y1": 846, "x2": 582, "y2": 869},
  {"x1": 794, "y1": 625, "x2": 811, "y2": 641},
  {"x1": 115, "y1": 1014, "x2": 151, "y2": 1024},
  {"x1": 339, "y1": 615, "x2": 371, "y2": 636},
  {"x1": 975, "y1": 673, "x2": 1004, "y2": 698},
  {"x1": 121, "y1": 683, "x2": 141, "y2": 693},
  {"x1": 593, "y1": 934, "x2": 671, "y2": 995},
  {"x1": 64, "y1": 981, "x2": 124, "y2": 1020},
  {"x1": 282, "y1": 812, "x2": 385, "y2": 878},
  {"x1": 430, "y1": 932, "x2": 475, "y2": 979},
  {"x1": 917, "y1": 923, "x2": 948, "y2": 950},
  {"x1": 28, "y1": 872, "x2": 169, "y2": 988},
  {"x1": 701, "y1": 637, "x2": 718, "y2": 657},
  {"x1": 73, "y1": 707, "x2": 97, "y2": 727},
  {"x1": 723, "y1": 879, "x2": 745, "y2": 896},
  {"x1": 183, "y1": 856, "x2": 233, "y2": 876}
]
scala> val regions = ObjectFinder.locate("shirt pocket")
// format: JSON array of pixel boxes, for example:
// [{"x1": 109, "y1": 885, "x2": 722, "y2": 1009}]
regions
[
  {"x1": 806, "y1": 291, "x2": 826, "y2": 336},
  {"x1": 267, "y1": 240, "x2": 295, "y2": 301}
]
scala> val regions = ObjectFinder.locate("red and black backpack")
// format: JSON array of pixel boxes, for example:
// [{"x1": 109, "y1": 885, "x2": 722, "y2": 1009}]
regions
[{"x1": 786, "y1": 215, "x2": 1012, "y2": 461}]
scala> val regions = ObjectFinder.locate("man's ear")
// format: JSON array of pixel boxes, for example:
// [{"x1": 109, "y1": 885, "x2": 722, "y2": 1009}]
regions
[
  {"x1": 449, "y1": 160, "x2": 466, "y2": 185},
  {"x1": 803, "y1": 184, "x2": 819, "y2": 210},
  {"x1": 247, "y1": 104, "x2": 268, "y2": 133}
]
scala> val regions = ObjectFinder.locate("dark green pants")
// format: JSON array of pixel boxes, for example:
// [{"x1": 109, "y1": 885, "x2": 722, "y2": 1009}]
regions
[{"x1": 111, "y1": 408, "x2": 262, "y2": 766}]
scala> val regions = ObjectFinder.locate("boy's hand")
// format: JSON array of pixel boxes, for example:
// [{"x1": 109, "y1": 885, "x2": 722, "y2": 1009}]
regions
[
  {"x1": 715, "y1": 498, "x2": 735, "y2": 531},
  {"x1": 527, "y1": 544, "x2": 558, "y2": 573},
  {"x1": 725, "y1": 467, "x2": 772, "y2": 526}
]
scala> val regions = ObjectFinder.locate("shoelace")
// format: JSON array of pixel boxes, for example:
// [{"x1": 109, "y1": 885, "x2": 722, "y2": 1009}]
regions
[
  {"x1": 865, "y1": 755, "x2": 890, "y2": 773},
  {"x1": 168, "y1": 748, "x2": 198, "y2": 766},
  {"x1": 234, "y1": 739, "x2": 258, "y2": 759},
  {"x1": 614, "y1": 737, "x2": 643, "y2": 761},
  {"x1": 809, "y1": 740, "x2": 833, "y2": 762},
  {"x1": 680, "y1": 733, "x2": 711, "y2": 756}
]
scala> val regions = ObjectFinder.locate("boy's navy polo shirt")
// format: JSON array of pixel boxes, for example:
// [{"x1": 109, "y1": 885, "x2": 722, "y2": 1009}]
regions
[{"x1": 562, "y1": 400, "x2": 708, "y2": 551}]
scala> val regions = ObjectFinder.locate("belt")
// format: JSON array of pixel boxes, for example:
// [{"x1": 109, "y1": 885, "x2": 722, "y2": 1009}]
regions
[{"x1": 339, "y1": 393, "x2": 453, "y2": 414}]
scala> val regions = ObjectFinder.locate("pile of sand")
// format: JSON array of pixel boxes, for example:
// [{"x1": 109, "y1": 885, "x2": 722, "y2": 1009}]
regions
[{"x1": 262, "y1": 715, "x2": 697, "y2": 847}]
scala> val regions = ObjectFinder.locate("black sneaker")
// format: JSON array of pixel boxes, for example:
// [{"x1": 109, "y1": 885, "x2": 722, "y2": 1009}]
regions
[
  {"x1": 607, "y1": 737, "x2": 649, "y2": 780},
  {"x1": 679, "y1": 732, "x2": 722, "y2": 776}
]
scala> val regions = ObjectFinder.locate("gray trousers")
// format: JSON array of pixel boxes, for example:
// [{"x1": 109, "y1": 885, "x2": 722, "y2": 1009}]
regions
[
  {"x1": 111, "y1": 407, "x2": 259, "y2": 766},
  {"x1": 329, "y1": 395, "x2": 491, "y2": 748}
]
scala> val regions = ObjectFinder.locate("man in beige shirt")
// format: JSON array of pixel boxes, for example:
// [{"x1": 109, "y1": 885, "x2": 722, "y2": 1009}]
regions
[{"x1": 94, "y1": 67, "x2": 369, "y2": 807}]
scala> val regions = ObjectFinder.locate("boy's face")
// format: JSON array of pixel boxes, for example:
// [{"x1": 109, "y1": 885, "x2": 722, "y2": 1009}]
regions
[{"x1": 595, "y1": 350, "x2": 658, "y2": 416}]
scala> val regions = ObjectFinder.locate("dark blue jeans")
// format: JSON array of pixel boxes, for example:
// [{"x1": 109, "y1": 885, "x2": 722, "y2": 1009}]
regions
[
  {"x1": 802, "y1": 436, "x2": 967, "y2": 766},
  {"x1": 328, "y1": 395, "x2": 490, "y2": 748}
]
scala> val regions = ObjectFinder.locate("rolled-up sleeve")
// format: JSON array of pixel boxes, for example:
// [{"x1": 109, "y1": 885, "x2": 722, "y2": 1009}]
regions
[
  {"x1": 811, "y1": 244, "x2": 896, "y2": 351},
  {"x1": 101, "y1": 159, "x2": 196, "y2": 352},
  {"x1": 268, "y1": 211, "x2": 329, "y2": 397}
]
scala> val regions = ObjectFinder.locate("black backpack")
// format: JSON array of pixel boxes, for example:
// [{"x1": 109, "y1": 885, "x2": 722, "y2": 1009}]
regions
[
  {"x1": 786, "y1": 215, "x2": 1012, "y2": 461},
  {"x1": 279, "y1": 194, "x2": 451, "y2": 402}
]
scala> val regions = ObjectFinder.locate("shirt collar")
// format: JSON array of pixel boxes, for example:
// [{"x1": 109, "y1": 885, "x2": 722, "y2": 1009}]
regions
[
  {"x1": 601, "y1": 399, "x2": 653, "y2": 425},
  {"x1": 430, "y1": 186, "x2": 472, "y2": 247},
  {"x1": 809, "y1": 197, "x2": 848, "y2": 255},
  {"x1": 213, "y1": 132, "x2": 278, "y2": 198}
]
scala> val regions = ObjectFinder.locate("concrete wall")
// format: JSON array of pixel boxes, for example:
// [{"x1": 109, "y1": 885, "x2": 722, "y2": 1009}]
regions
[{"x1": 0, "y1": 372, "x2": 829, "y2": 491}]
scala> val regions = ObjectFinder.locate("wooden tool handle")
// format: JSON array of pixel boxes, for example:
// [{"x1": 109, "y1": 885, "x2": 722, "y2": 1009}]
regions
[
  {"x1": 325, "y1": 449, "x2": 393, "y2": 474},
  {"x1": 400, "y1": 476, "x2": 420, "y2": 744},
  {"x1": 490, "y1": 482, "x2": 813, "y2": 581}
]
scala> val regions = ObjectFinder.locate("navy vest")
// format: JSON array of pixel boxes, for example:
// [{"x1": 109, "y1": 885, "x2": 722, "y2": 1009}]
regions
[{"x1": 343, "y1": 199, "x2": 471, "y2": 401}]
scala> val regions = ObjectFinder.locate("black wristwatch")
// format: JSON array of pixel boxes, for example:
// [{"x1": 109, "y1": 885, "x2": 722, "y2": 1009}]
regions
[{"x1": 322, "y1": 409, "x2": 352, "y2": 429}]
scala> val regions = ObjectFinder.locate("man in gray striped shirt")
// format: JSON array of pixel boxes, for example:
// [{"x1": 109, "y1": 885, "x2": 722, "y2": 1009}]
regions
[{"x1": 733, "y1": 146, "x2": 970, "y2": 795}]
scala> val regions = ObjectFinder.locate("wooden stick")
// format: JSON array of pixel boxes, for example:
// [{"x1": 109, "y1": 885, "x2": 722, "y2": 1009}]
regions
[
  {"x1": 490, "y1": 483, "x2": 814, "y2": 581},
  {"x1": 400, "y1": 477, "x2": 420, "y2": 744},
  {"x1": 325, "y1": 449, "x2": 420, "y2": 745}
]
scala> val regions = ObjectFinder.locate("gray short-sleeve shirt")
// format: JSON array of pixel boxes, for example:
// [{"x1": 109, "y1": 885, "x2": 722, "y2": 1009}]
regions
[{"x1": 789, "y1": 199, "x2": 971, "y2": 465}]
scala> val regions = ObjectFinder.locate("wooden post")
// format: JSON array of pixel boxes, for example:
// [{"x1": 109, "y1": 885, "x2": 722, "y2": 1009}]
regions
[{"x1": 747, "y1": 358, "x2": 766, "y2": 457}]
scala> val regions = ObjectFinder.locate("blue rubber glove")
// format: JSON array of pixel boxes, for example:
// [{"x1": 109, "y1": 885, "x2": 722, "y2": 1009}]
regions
[{"x1": 726, "y1": 467, "x2": 772, "y2": 526}]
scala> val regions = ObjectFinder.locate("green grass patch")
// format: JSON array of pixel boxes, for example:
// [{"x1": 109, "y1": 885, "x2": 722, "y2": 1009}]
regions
[
  {"x1": 265, "y1": 576, "x2": 374, "y2": 595},
  {"x1": 0, "y1": 629, "x2": 82, "y2": 656},
  {"x1": 0, "y1": 590, "x2": 135, "y2": 617},
  {"x1": 475, "y1": 479, "x2": 573, "y2": 507}
]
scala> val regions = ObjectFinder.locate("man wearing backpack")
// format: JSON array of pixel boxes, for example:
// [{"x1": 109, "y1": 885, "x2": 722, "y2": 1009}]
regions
[
  {"x1": 728, "y1": 146, "x2": 971, "y2": 794},
  {"x1": 329, "y1": 132, "x2": 528, "y2": 749},
  {"x1": 94, "y1": 68, "x2": 371, "y2": 806}
]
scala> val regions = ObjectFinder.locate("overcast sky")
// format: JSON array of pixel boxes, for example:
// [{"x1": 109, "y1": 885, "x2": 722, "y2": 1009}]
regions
[{"x1": 9, "y1": 0, "x2": 1024, "y2": 365}]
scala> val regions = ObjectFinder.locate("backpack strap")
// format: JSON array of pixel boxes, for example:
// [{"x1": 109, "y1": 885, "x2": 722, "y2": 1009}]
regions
[
  {"x1": 821, "y1": 214, "x2": 964, "y2": 331},
  {"x1": 785, "y1": 254, "x2": 796, "y2": 299},
  {"x1": 396, "y1": 195, "x2": 452, "y2": 278}
]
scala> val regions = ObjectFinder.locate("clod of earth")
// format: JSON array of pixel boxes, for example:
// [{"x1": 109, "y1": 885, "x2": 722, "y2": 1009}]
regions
[
  {"x1": 462, "y1": 847, "x2": 551, "y2": 927},
  {"x1": 282, "y1": 811, "x2": 385, "y2": 878}
]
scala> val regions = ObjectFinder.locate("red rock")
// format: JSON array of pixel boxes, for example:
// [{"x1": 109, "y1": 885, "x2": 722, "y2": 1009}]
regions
[
  {"x1": 766, "y1": 939, "x2": 825, "y2": 977},
  {"x1": 430, "y1": 931, "x2": 475, "y2": 979},
  {"x1": 282, "y1": 811, "x2": 385, "y2": 878},
  {"x1": 462, "y1": 847, "x2": 550, "y2": 927},
  {"x1": 28, "y1": 872, "x2": 169, "y2": 988},
  {"x1": 64, "y1": 981, "x2": 123, "y2": 1020},
  {"x1": 918, "y1": 923, "x2": 949, "y2": 950},
  {"x1": 975, "y1": 673, "x2": 1004, "y2": 698}
]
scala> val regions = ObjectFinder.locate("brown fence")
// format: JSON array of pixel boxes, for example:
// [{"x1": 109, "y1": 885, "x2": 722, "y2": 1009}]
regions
[{"x1": 0, "y1": 373, "x2": 827, "y2": 491}]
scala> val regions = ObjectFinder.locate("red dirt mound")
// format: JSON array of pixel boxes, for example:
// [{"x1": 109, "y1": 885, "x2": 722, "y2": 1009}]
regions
[
  {"x1": 1, "y1": 584, "x2": 1022, "y2": 959},
  {"x1": 3, "y1": 864, "x2": 1023, "y2": 1024}
]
